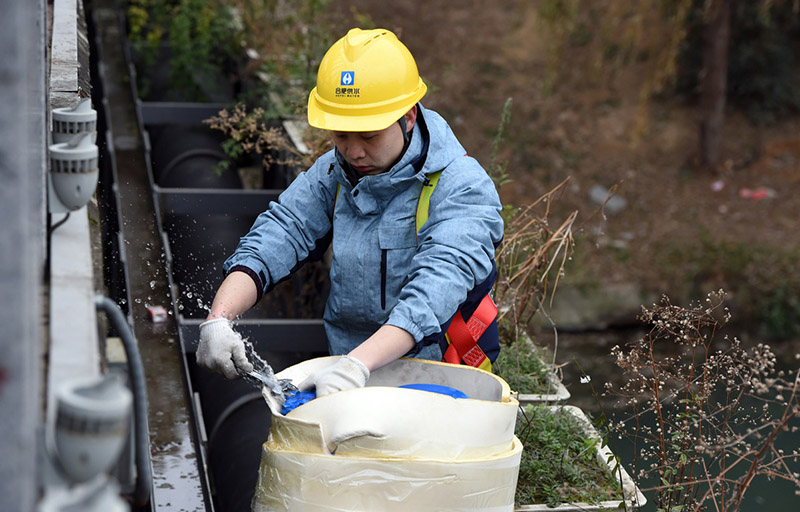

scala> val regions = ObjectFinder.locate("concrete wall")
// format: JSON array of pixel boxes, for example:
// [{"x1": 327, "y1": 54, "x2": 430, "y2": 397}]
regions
[
  {"x1": 0, "y1": 0, "x2": 102, "y2": 509},
  {"x1": 0, "y1": 0, "x2": 47, "y2": 510}
]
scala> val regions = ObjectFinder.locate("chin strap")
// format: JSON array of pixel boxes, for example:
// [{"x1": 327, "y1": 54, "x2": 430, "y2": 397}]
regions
[
  {"x1": 399, "y1": 115, "x2": 410, "y2": 145},
  {"x1": 388, "y1": 115, "x2": 412, "y2": 171}
]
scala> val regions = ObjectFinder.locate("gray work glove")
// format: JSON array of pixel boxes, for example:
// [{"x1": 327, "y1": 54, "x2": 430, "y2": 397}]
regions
[
  {"x1": 298, "y1": 355, "x2": 370, "y2": 397},
  {"x1": 197, "y1": 318, "x2": 253, "y2": 379}
]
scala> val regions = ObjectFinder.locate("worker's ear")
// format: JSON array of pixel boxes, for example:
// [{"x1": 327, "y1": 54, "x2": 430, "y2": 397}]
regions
[{"x1": 403, "y1": 105, "x2": 418, "y2": 133}]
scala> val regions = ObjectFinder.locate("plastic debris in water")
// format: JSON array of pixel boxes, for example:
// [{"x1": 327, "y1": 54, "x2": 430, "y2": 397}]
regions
[
  {"x1": 147, "y1": 305, "x2": 168, "y2": 323},
  {"x1": 739, "y1": 187, "x2": 776, "y2": 200}
]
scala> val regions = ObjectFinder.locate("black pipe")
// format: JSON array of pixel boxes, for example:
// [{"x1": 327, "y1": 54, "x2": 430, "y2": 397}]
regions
[{"x1": 94, "y1": 295, "x2": 152, "y2": 506}]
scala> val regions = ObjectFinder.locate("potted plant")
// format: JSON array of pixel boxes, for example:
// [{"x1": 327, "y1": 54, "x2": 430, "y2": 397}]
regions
[
  {"x1": 514, "y1": 404, "x2": 645, "y2": 511},
  {"x1": 496, "y1": 335, "x2": 570, "y2": 404}
]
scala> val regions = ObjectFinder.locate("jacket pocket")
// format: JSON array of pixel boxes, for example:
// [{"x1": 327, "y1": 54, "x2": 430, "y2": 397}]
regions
[{"x1": 378, "y1": 226, "x2": 417, "y2": 310}]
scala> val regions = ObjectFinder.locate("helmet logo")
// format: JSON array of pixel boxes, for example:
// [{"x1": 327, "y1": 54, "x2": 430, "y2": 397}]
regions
[{"x1": 336, "y1": 71, "x2": 360, "y2": 99}]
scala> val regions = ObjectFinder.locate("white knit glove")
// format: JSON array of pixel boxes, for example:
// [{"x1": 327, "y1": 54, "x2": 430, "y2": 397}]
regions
[
  {"x1": 299, "y1": 355, "x2": 370, "y2": 397},
  {"x1": 197, "y1": 318, "x2": 253, "y2": 379}
]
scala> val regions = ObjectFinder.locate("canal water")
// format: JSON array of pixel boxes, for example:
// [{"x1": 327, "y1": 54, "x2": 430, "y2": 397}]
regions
[{"x1": 544, "y1": 328, "x2": 800, "y2": 511}]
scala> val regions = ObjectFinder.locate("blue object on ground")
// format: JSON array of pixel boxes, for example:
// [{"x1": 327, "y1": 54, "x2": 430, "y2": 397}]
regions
[
  {"x1": 399, "y1": 383, "x2": 469, "y2": 399},
  {"x1": 281, "y1": 390, "x2": 317, "y2": 415}
]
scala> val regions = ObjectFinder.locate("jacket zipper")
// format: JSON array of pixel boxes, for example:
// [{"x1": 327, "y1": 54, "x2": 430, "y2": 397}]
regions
[{"x1": 380, "y1": 249, "x2": 387, "y2": 310}]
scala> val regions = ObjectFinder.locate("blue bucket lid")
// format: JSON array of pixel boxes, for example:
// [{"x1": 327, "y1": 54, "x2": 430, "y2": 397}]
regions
[
  {"x1": 280, "y1": 384, "x2": 468, "y2": 415},
  {"x1": 399, "y1": 383, "x2": 469, "y2": 399}
]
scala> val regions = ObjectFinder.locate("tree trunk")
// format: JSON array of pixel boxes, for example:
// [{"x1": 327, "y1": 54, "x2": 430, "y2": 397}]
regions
[{"x1": 698, "y1": 0, "x2": 731, "y2": 171}]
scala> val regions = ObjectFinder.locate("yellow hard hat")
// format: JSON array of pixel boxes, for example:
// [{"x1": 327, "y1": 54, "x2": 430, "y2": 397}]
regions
[{"x1": 308, "y1": 28, "x2": 427, "y2": 132}]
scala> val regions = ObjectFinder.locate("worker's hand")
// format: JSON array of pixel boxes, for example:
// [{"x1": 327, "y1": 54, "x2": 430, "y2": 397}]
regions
[
  {"x1": 298, "y1": 355, "x2": 370, "y2": 397},
  {"x1": 197, "y1": 317, "x2": 254, "y2": 379}
]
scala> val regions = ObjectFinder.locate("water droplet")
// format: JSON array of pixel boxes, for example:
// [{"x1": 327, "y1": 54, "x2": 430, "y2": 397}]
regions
[{"x1": 150, "y1": 280, "x2": 156, "y2": 289}]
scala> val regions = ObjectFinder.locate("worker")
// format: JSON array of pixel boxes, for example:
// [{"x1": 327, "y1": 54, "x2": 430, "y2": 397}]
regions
[{"x1": 196, "y1": 28, "x2": 504, "y2": 397}]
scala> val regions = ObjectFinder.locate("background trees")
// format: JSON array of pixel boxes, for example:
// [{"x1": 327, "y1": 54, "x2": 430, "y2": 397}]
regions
[{"x1": 538, "y1": 0, "x2": 800, "y2": 171}]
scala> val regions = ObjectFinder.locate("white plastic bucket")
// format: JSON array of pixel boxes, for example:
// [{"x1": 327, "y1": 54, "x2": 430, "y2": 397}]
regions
[{"x1": 252, "y1": 357, "x2": 522, "y2": 511}]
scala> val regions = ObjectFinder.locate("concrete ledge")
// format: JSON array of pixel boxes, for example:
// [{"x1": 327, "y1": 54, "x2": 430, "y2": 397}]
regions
[
  {"x1": 51, "y1": 0, "x2": 80, "y2": 108},
  {"x1": 48, "y1": 208, "x2": 100, "y2": 413},
  {"x1": 46, "y1": 0, "x2": 100, "y2": 419}
]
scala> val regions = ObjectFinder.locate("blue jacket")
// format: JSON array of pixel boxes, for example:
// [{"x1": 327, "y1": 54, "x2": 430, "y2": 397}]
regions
[{"x1": 224, "y1": 105, "x2": 504, "y2": 360}]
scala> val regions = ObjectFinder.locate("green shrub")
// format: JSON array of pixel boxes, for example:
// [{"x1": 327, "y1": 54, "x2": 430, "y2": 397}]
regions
[
  {"x1": 516, "y1": 405, "x2": 622, "y2": 507},
  {"x1": 496, "y1": 337, "x2": 553, "y2": 395},
  {"x1": 127, "y1": 0, "x2": 240, "y2": 101}
]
